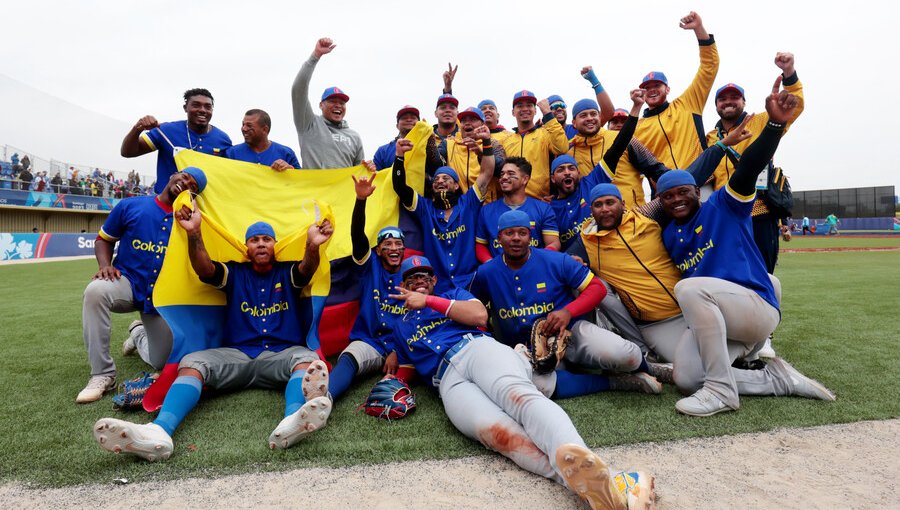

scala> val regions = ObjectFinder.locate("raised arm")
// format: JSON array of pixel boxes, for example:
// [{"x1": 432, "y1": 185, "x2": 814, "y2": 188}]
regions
[
  {"x1": 391, "y1": 138, "x2": 416, "y2": 209},
  {"x1": 294, "y1": 219, "x2": 334, "y2": 284},
  {"x1": 120, "y1": 115, "x2": 158, "y2": 157},
  {"x1": 678, "y1": 11, "x2": 719, "y2": 113},
  {"x1": 602, "y1": 89, "x2": 643, "y2": 172},
  {"x1": 473, "y1": 125, "x2": 496, "y2": 195},
  {"x1": 174, "y1": 203, "x2": 216, "y2": 280},
  {"x1": 729, "y1": 77, "x2": 796, "y2": 196},
  {"x1": 292, "y1": 38, "x2": 335, "y2": 134},
  {"x1": 581, "y1": 66, "x2": 615, "y2": 126},
  {"x1": 351, "y1": 168, "x2": 377, "y2": 262}
]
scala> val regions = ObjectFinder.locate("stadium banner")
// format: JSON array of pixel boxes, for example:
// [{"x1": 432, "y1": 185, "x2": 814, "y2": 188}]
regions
[
  {"x1": 0, "y1": 189, "x2": 119, "y2": 211},
  {"x1": 0, "y1": 232, "x2": 97, "y2": 260}
]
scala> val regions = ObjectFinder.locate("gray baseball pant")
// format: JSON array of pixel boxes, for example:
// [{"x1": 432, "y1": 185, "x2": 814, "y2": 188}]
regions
[
  {"x1": 82, "y1": 276, "x2": 173, "y2": 377},
  {"x1": 438, "y1": 336, "x2": 586, "y2": 485}
]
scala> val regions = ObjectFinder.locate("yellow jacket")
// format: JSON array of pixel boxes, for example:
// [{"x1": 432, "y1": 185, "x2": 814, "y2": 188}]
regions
[
  {"x1": 706, "y1": 75, "x2": 805, "y2": 190},
  {"x1": 634, "y1": 39, "x2": 719, "y2": 169},
  {"x1": 568, "y1": 129, "x2": 647, "y2": 208},
  {"x1": 501, "y1": 115, "x2": 568, "y2": 198},
  {"x1": 580, "y1": 211, "x2": 682, "y2": 322}
]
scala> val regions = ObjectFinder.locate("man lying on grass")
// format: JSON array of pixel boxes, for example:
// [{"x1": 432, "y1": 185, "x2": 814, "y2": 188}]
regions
[
  {"x1": 388, "y1": 254, "x2": 656, "y2": 510},
  {"x1": 93, "y1": 208, "x2": 334, "y2": 461}
]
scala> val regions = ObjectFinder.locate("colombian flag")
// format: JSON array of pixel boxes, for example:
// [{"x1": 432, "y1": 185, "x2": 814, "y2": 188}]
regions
[{"x1": 142, "y1": 121, "x2": 432, "y2": 411}]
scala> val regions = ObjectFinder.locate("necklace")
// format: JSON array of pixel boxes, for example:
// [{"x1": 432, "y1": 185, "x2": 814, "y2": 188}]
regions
[{"x1": 185, "y1": 123, "x2": 210, "y2": 150}]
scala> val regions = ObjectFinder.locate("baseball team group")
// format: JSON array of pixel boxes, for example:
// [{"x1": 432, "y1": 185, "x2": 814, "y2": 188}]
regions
[{"x1": 75, "y1": 12, "x2": 835, "y2": 509}]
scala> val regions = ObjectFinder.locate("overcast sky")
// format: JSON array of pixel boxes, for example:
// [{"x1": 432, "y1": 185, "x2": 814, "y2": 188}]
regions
[{"x1": 2, "y1": 0, "x2": 897, "y2": 193}]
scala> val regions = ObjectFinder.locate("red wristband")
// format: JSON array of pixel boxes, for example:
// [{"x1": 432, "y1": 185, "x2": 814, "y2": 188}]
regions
[{"x1": 425, "y1": 295, "x2": 454, "y2": 315}]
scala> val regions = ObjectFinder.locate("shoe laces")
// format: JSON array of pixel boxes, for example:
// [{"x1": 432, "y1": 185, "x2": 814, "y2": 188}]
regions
[{"x1": 86, "y1": 376, "x2": 114, "y2": 390}]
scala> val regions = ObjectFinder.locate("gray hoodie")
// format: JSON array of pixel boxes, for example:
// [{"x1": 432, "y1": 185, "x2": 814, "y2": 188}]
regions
[{"x1": 291, "y1": 55, "x2": 365, "y2": 169}]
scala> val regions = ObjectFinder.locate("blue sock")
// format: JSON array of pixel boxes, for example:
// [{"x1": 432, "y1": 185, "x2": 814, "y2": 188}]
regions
[
  {"x1": 552, "y1": 369, "x2": 611, "y2": 399},
  {"x1": 328, "y1": 353, "x2": 358, "y2": 400},
  {"x1": 153, "y1": 376, "x2": 202, "y2": 436},
  {"x1": 284, "y1": 370, "x2": 306, "y2": 417},
  {"x1": 635, "y1": 357, "x2": 650, "y2": 373}
]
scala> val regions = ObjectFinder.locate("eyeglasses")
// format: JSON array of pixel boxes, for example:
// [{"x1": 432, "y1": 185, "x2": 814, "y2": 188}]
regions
[
  {"x1": 404, "y1": 272, "x2": 433, "y2": 284},
  {"x1": 550, "y1": 102, "x2": 567, "y2": 111},
  {"x1": 377, "y1": 229, "x2": 404, "y2": 244}
]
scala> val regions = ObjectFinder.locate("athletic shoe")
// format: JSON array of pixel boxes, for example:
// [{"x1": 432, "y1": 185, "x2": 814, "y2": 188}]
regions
[
  {"x1": 609, "y1": 372, "x2": 662, "y2": 395},
  {"x1": 302, "y1": 360, "x2": 330, "y2": 401},
  {"x1": 76, "y1": 375, "x2": 116, "y2": 404},
  {"x1": 93, "y1": 418, "x2": 173, "y2": 462},
  {"x1": 268, "y1": 396, "x2": 332, "y2": 450},
  {"x1": 766, "y1": 357, "x2": 836, "y2": 401},
  {"x1": 112, "y1": 372, "x2": 158, "y2": 410},
  {"x1": 757, "y1": 336, "x2": 776, "y2": 359},
  {"x1": 558, "y1": 444, "x2": 653, "y2": 510},
  {"x1": 122, "y1": 320, "x2": 142, "y2": 356},
  {"x1": 646, "y1": 362, "x2": 674, "y2": 385},
  {"x1": 675, "y1": 388, "x2": 735, "y2": 417}
]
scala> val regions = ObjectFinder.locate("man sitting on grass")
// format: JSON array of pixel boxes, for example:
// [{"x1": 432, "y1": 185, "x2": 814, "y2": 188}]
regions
[
  {"x1": 388, "y1": 255, "x2": 656, "y2": 509},
  {"x1": 93, "y1": 209, "x2": 333, "y2": 461}
]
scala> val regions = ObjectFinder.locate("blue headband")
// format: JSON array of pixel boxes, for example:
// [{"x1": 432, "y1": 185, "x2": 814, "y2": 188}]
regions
[
  {"x1": 589, "y1": 183, "x2": 622, "y2": 203},
  {"x1": 477, "y1": 99, "x2": 497, "y2": 109},
  {"x1": 656, "y1": 170, "x2": 697, "y2": 195},
  {"x1": 181, "y1": 167, "x2": 207, "y2": 193},
  {"x1": 497, "y1": 210, "x2": 531, "y2": 231},
  {"x1": 551, "y1": 154, "x2": 578, "y2": 172},
  {"x1": 572, "y1": 98, "x2": 600, "y2": 117},
  {"x1": 245, "y1": 221, "x2": 276, "y2": 241},
  {"x1": 434, "y1": 166, "x2": 459, "y2": 183}
]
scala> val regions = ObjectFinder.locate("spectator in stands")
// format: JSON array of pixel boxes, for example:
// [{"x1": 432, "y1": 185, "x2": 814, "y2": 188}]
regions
[
  {"x1": 224, "y1": 109, "x2": 300, "y2": 170},
  {"x1": 18, "y1": 166, "x2": 33, "y2": 190},
  {"x1": 106, "y1": 171, "x2": 115, "y2": 183},
  {"x1": 21, "y1": 155, "x2": 31, "y2": 171},
  {"x1": 121, "y1": 88, "x2": 232, "y2": 194},
  {"x1": 50, "y1": 172, "x2": 63, "y2": 193}
]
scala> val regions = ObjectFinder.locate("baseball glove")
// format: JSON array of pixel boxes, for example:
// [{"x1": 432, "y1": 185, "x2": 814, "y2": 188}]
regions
[
  {"x1": 528, "y1": 318, "x2": 571, "y2": 375},
  {"x1": 112, "y1": 371, "x2": 158, "y2": 410},
  {"x1": 358, "y1": 375, "x2": 417, "y2": 420}
]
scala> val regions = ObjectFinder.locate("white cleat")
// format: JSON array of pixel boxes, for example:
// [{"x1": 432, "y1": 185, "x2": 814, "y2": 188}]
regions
[
  {"x1": 93, "y1": 418, "x2": 173, "y2": 462},
  {"x1": 76, "y1": 375, "x2": 116, "y2": 404},
  {"x1": 268, "y1": 396, "x2": 331, "y2": 450},
  {"x1": 675, "y1": 388, "x2": 736, "y2": 417},
  {"x1": 757, "y1": 336, "x2": 776, "y2": 359},
  {"x1": 767, "y1": 357, "x2": 836, "y2": 401},
  {"x1": 302, "y1": 360, "x2": 330, "y2": 401}
]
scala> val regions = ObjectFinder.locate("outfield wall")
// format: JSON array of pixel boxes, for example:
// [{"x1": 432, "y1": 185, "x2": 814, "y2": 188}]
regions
[{"x1": 0, "y1": 232, "x2": 98, "y2": 261}]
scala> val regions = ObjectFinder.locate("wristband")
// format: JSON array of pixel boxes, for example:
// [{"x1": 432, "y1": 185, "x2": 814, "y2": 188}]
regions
[
  {"x1": 582, "y1": 68, "x2": 601, "y2": 88},
  {"x1": 482, "y1": 147, "x2": 494, "y2": 156},
  {"x1": 396, "y1": 155, "x2": 405, "y2": 161},
  {"x1": 714, "y1": 140, "x2": 728, "y2": 152},
  {"x1": 592, "y1": 83, "x2": 605, "y2": 93},
  {"x1": 766, "y1": 120, "x2": 785, "y2": 130},
  {"x1": 425, "y1": 295, "x2": 454, "y2": 315}
]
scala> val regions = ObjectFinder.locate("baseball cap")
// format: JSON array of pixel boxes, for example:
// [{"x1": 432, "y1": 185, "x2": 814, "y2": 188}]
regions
[
  {"x1": 589, "y1": 183, "x2": 622, "y2": 204},
  {"x1": 611, "y1": 108, "x2": 629, "y2": 119},
  {"x1": 639, "y1": 71, "x2": 668, "y2": 88},
  {"x1": 321, "y1": 86, "x2": 349, "y2": 102},
  {"x1": 245, "y1": 221, "x2": 276, "y2": 241},
  {"x1": 396, "y1": 105, "x2": 420, "y2": 119},
  {"x1": 715, "y1": 83, "x2": 745, "y2": 100},
  {"x1": 376, "y1": 226, "x2": 405, "y2": 244},
  {"x1": 400, "y1": 255, "x2": 434, "y2": 279},
  {"x1": 181, "y1": 166, "x2": 207, "y2": 193},
  {"x1": 478, "y1": 99, "x2": 497, "y2": 110},
  {"x1": 656, "y1": 170, "x2": 696, "y2": 195},
  {"x1": 457, "y1": 107, "x2": 485, "y2": 122},
  {"x1": 512, "y1": 90, "x2": 537, "y2": 105},
  {"x1": 497, "y1": 210, "x2": 532, "y2": 232},
  {"x1": 436, "y1": 93, "x2": 459, "y2": 107},
  {"x1": 572, "y1": 98, "x2": 599, "y2": 117}
]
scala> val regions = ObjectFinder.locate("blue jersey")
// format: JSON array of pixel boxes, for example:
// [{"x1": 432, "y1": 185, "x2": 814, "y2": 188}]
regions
[
  {"x1": 408, "y1": 186, "x2": 484, "y2": 292},
  {"x1": 476, "y1": 197, "x2": 559, "y2": 257},
  {"x1": 662, "y1": 186, "x2": 779, "y2": 310},
  {"x1": 471, "y1": 248, "x2": 593, "y2": 346},
  {"x1": 564, "y1": 123, "x2": 578, "y2": 140},
  {"x1": 215, "y1": 261, "x2": 308, "y2": 358},
  {"x1": 224, "y1": 141, "x2": 300, "y2": 168},
  {"x1": 373, "y1": 139, "x2": 397, "y2": 171},
  {"x1": 391, "y1": 287, "x2": 484, "y2": 386},
  {"x1": 347, "y1": 250, "x2": 406, "y2": 355},
  {"x1": 142, "y1": 121, "x2": 232, "y2": 193},
  {"x1": 551, "y1": 161, "x2": 613, "y2": 250},
  {"x1": 99, "y1": 196, "x2": 172, "y2": 314}
]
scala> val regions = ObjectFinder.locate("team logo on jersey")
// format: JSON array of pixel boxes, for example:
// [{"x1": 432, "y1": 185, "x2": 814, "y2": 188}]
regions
[
  {"x1": 131, "y1": 238, "x2": 166, "y2": 254},
  {"x1": 275, "y1": 282, "x2": 283, "y2": 293},
  {"x1": 536, "y1": 282, "x2": 547, "y2": 293},
  {"x1": 694, "y1": 225, "x2": 704, "y2": 234},
  {"x1": 240, "y1": 300, "x2": 289, "y2": 317},
  {"x1": 579, "y1": 198, "x2": 588, "y2": 208},
  {"x1": 213, "y1": 148, "x2": 221, "y2": 154},
  {"x1": 497, "y1": 302, "x2": 554, "y2": 320},
  {"x1": 676, "y1": 239, "x2": 715, "y2": 273}
]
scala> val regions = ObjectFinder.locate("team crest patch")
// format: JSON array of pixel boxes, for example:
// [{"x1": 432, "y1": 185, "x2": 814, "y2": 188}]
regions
[
  {"x1": 694, "y1": 225, "x2": 703, "y2": 234},
  {"x1": 275, "y1": 282, "x2": 282, "y2": 293},
  {"x1": 536, "y1": 282, "x2": 546, "y2": 293},
  {"x1": 213, "y1": 148, "x2": 221, "y2": 154}
]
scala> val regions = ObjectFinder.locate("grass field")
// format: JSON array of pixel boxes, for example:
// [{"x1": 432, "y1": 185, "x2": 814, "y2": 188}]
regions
[
  {"x1": 1, "y1": 250, "x2": 898, "y2": 487},
  {"x1": 782, "y1": 235, "x2": 900, "y2": 250}
]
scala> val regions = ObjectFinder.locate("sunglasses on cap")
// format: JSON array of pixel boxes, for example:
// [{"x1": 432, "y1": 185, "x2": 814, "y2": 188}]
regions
[
  {"x1": 377, "y1": 228, "x2": 405, "y2": 244},
  {"x1": 550, "y1": 102, "x2": 567, "y2": 111}
]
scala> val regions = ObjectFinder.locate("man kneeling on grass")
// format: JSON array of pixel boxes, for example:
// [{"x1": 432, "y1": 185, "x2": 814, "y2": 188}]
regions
[
  {"x1": 93, "y1": 208, "x2": 333, "y2": 461},
  {"x1": 388, "y1": 255, "x2": 657, "y2": 510}
]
